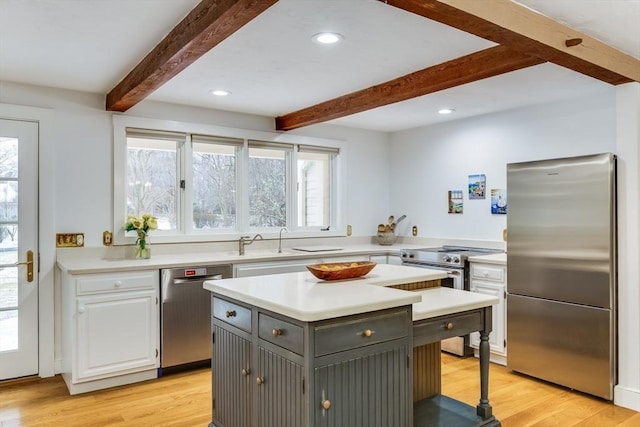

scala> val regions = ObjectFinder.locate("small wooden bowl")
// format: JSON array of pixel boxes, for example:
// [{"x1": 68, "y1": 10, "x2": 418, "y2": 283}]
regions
[{"x1": 306, "y1": 261, "x2": 377, "y2": 281}]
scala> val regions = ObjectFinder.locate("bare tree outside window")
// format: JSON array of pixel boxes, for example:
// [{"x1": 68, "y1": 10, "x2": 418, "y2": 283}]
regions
[
  {"x1": 192, "y1": 142, "x2": 237, "y2": 229},
  {"x1": 118, "y1": 124, "x2": 339, "y2": 240},
  {"x1": 249, "y1": 147, "x2": 286, "y2": 228},
  {"x1": 126, "y1": 137, "x2": 177, "y2": 229}
]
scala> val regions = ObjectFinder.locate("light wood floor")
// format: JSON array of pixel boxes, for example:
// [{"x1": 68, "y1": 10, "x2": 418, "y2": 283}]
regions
[{"x1": 1, "y1": 355, "x2": 639, "y2": 426}]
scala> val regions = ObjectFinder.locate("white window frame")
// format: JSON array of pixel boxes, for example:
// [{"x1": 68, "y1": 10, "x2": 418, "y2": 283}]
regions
[
  {"x1": 295, "y1": 144, "x2": 339, "y2": 231},
  {"x1": 113, "y1": 115, "x2": 344, "y2": 245},
  {"x1": 190, "y1": 134, "x2": 244, "y2": 235}
]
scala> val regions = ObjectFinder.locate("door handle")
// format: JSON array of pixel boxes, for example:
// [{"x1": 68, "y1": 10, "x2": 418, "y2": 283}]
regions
[{"x1": 15, "y1": 250, "x2": 34, "y2": 282}]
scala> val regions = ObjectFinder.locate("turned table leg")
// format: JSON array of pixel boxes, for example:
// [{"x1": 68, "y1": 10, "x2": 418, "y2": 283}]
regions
[{"x1": 477, "y1": 309, "x2": 494, "y2": 420}]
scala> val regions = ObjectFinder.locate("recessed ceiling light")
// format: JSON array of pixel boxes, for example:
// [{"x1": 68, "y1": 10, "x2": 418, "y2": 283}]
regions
[
  {"x1": 210, "y1": 89, "x2": 231, "y2": 96},
  {"x1": 438, "y1": 108, "x2": 455, "y2": 115},
  {"x1": 312, "y1": 32, "x2": 344, "y2": 45}
]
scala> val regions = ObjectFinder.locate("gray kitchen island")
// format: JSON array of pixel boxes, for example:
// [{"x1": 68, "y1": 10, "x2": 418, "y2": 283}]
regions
[{"x1": 204, "y1": 264, "x2": 500, "y2": 427}]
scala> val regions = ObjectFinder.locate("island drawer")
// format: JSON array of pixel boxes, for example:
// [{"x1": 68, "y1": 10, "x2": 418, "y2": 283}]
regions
[
  {"x1": 470, "y1": 264, "x2": 505, "y2": 283},
  {"x1": 314, "y1": 310, "x2": 409, "y2": 357},
  {"x1": 258, "y1": 313, "x2": 304, "y2": 355},
  {"x1": 413, "y1": 309, "x2": 484, "y2": 345},
  {"x1": 213, "y1": 297, "x2": 251, "y2": 333},
  {"x1": 76, "y1": 271, "x2": 156, "y2": 295}
]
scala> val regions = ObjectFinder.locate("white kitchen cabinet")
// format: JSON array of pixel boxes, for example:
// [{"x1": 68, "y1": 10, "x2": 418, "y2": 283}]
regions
[
  {"x1": 234, "y1": 259, "x2": 321, "y2": 277},
  {"x1": 320, "y1": 254, "x2": 371, "y2": 263},
  {"x1": 60, "y1": 269, "x2": 160, "y2": 394},
  {"x1": 369, "y1": 254, "x2": 403, "y2": 265},
  {"x1": 234, "y1": 254, "x2": 374, "y2": 278},
  {"x1": 469, "y1": 262, "x2": 507, "y2": 365}
]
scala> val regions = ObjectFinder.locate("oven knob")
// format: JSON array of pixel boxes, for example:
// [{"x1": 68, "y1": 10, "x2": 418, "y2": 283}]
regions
[
  {"x1": 452, "y1": 257, "x2": 460, "y2": 263},
  {"x1": 444, "y1": 256, "x2": 452, "y2": 263}
]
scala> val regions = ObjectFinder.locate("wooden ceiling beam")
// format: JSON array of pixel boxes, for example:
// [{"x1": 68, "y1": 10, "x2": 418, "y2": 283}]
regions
[
  {"x1": 275, "y1": 45, "x2": 543, "y2": 131},
  {"x1": 106, "y1": 0, "x2": 278, "y2": 112},
  {"x1": 384, "y1": 0, "x2": 638, "y2": 85}
]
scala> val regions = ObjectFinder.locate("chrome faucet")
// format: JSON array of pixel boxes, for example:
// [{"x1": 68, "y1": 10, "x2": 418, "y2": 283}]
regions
[
  {"x1": 239, "y1": 234, "x2": 263, "y2": 256},
  {"x1": 278, "y1": 227, "x2": 288, "y2": 253}
]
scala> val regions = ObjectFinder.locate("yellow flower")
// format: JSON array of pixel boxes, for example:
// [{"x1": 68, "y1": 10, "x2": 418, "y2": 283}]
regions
[
  {"x1": 124, "y1": 213, "x2": 158, "y2": 233},
  {"x1": 147, "y1": 217, "x2": 158, "y2": 230}
]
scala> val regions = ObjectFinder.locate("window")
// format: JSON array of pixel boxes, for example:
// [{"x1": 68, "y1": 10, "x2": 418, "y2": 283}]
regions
[
  {"x1": 192, "y1": 135, "x2": 241, "y2": 230},
  {"x1": 125, "y1": 130, "x2": 180, "y2": 230},
  {"x1": 248, "y1": 141, "x2": 292, "y2": 228},
  {"x1": 114, "y1": 117, "x2": 341, "y2": 244},
  {"x1": 297, "y1": 145, "x2": 337, "y2": 228}
]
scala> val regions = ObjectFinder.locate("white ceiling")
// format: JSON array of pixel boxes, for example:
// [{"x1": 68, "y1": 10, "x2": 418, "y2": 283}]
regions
[{"x1": 1, "y1": 0, "x2": 638, "y2": 132}]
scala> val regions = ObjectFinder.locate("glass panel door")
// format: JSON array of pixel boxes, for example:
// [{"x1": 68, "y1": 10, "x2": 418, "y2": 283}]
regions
[{"x1": 0, "y1": 118, "x2": 38, "y2": 379}]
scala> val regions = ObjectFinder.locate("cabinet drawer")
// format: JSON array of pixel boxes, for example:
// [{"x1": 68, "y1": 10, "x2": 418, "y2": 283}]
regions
[
  {"x1": 258, "y1": 313, "x2": 304, "y2": 355},
  {"x1": 471, "y1": 264, "x2": 505, "y2": 283},
  {"x1": 413, "y1": 309, "x2": 484, "y2": 345},
  {"x1": 76, "y1": 271, "x2": 156, "y2": 295},
  {"x1": 213, "y1": 297, "x2": 252, "y2": 333},
  {"x1": 314, "y1": 310, "x2": 409, "y2": 357}
]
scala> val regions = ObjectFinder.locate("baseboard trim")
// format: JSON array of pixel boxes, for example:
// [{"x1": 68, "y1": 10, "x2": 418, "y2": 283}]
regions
[
  {"x1": 62, "y1": 369, "x2": 158, "y2": 395},
  {"x1": 614, "y1": 385, "x2": 640, "y2": 411}
]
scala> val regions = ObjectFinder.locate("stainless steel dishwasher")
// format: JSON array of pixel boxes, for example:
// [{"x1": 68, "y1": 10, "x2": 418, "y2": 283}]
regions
[{"x1": 160, "y1": 265, "x2": 232, "y2": 374}]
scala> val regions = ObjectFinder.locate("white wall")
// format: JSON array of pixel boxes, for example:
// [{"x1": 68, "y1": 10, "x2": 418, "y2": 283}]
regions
[
  {"x1": 388, "y1": 85, "x2": 640, "y2": 411},
  {"x1": 0, "y1": 81, "x2": 391, "y2": 247},
  {"x1": 0, "y1": 80, "x2": 392, "y2": 377},
  {"x1": 614, "y1": 82, "x2": 640, "y2": 411},
  {"x1": 389, "y1": 89, "x2": 616, "y2": 243},
  {"x1": 3, "y1": 79, "x2": 638, "y2": 411}
]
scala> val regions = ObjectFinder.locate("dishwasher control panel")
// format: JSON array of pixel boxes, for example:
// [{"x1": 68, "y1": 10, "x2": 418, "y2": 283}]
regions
[{"x1": 184, "y1": 267, "x2": 208, "y2": 277}]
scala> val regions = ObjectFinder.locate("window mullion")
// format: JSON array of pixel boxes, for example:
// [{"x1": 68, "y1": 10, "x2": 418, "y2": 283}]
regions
[
  {"x1": 289, "y1": 148, "x2": 297, "y2": 231},
  {"x1": 237, "y1": 140, "x2": 249, "y2": 232},
  {"x1": 182, "y1": 135, "x2": 193, "y2": 235}
]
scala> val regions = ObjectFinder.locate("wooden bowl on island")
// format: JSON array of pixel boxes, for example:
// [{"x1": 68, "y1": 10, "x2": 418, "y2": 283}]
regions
[{"x1": 306, "y1": 261, "x2": 377, "y2": 281}]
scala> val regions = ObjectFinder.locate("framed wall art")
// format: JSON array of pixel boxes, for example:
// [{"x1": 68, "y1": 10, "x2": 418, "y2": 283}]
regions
[
  {"x1": 491, "y1": 188, "x2": 507, "y2": 214},
  {"x1": 448, "y1": 190, "x2": 464, "y2": 214},
  {"x1": 468, "y1": 174, "x2": 486, "y2": 199}
]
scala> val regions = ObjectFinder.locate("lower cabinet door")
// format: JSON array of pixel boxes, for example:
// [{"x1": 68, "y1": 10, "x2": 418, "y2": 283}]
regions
[
  {"x1": 314, "y1": 346, "x2": 410, "y2": 427},
  {"x1": 75, "y1": 290, "x2": 158, "y2": 381},
  {"x1": 470, "y1": 281, "x2": 505, "y2": 355},
  {"x1": 213, "y1": 325, "x2": 252, "y2": 427},
  {"x1": 256, "y1": 346, "x2": 304, "y2": 427}
]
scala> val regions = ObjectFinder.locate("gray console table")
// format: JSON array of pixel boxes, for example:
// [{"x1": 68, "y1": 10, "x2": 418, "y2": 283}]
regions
[{"x1": 412, "y1": 306, "x2": 501, "y2": 427}]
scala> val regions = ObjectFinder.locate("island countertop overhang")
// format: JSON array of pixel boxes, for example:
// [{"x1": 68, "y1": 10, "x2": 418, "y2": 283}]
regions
[{"x1": 204, "y1": 264, "x2": 498, "y2": 322}]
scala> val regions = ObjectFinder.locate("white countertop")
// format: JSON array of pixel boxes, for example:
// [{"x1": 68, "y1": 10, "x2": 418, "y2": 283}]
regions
[
  {"x1": 204, "y1": 264, "x2": 446, "y2": 322},
  {"x1": 467, "y1": 252, "x2": 507, "y2": 265},
  {"x1": 204, "y1": 264, "x2": 499, "y2": 322},
  {"x1": 56, "y1": 243, "x2": 417, "y2": 274},
  {"x1": 412, "y1": 287, "x2": 499, "y2": 321}
]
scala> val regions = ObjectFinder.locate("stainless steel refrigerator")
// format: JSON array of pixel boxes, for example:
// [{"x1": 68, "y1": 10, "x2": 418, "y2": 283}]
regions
[{"x1": 506, "y1": 153, "x2": 616, "y2": 400}]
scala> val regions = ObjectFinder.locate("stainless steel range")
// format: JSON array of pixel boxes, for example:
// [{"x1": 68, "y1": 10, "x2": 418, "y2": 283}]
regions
[{"x1": 400, "y1": 245, "x2": 503, "y2": 356}]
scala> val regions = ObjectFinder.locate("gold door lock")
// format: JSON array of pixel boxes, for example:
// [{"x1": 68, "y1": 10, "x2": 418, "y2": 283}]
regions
[{"x1": 15, "y1": 250, "x2": 34, "y2": 282}]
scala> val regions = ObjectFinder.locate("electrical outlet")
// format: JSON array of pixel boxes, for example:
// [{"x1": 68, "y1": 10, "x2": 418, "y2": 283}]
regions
[
  {"x1": 103, "y1": 230, "x2": 113, "y2": 246},
  {"x1": 346, "y1": 224, "x2": 352, "y2": 237},
  {"x1": 56, "y1": 233, "x2": 84, "y2": 247},
  {"x1": 412, "y1": 225, "x2": 418, "y2": 237}
]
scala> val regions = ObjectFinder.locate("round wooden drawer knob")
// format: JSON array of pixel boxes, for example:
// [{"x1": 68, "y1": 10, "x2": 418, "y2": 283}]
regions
[
  {"x1": 272, "y1": 328, "x2": 282, "y2": 337},
  {"x1": 321, "y1": 399, "x2": 331, "y2": 410},
  {"x1": 445, "y1": 322, "x2": 454, "y2": 330},
  {"x1": 241, "y1": 368, "x2": 251, "y2": 377},
  {"x1": 256, "y1": 376, "x2": 264, "y2": 385},
  {"x1": 362, "y1": 329, "x2": 373, "y2": 337}
]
